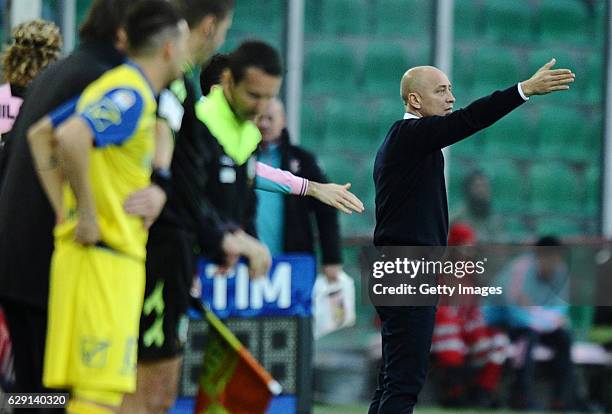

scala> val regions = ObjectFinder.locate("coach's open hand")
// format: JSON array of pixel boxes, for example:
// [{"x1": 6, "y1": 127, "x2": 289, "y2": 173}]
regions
[
  {"x1": 520, "y1": 58, "x2": 575, "y2": 96},
  {"x1": 307, "y1": 182, "x2": 365, "y2": 214}
]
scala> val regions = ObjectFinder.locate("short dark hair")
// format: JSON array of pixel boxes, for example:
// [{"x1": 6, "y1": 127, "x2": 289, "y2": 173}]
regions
[
  {"x1": 228, "y1": 40, "x2": 283, "y2": 83},
  {"x1": 536, "y1": 235, "x2": 562, "y2": 247},
  {"x1": 172, "y1": 0, "x2": 234, "y2": 29},
  {"x1": 201, "y1": 53, "x2": 229, "y2": 95},
  {"x1": 78, "y1": 0, "x2": 131, "y2": 43},
  {"x1": 125, "y1": 0, "x2": 184, "y2": 56}
]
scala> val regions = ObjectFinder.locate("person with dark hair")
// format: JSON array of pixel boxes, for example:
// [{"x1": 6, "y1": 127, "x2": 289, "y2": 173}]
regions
[
  {"x1": 0, "y1": 0, "x2": 135, "y2": 405},
  {"x1": 370, "y1": 58, "x2": 574, "y2": 414},
  {"x1": 200, "y1": 52, "x2": 229, "y2": 95},
  {"x1": 483, "y1": 235, "x2": 574, "y2": 411},
  {"x1": 26, "y1": 1, "x2": 188, "y2": 413}
]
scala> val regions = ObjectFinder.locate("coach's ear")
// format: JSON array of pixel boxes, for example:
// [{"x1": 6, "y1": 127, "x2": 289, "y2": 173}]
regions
[{"x1": 408, "y1": 92, "x2": 422, "y2": 110}]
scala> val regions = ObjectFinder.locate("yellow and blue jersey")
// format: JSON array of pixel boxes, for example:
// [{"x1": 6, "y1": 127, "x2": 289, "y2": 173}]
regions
[{"x1": 49, "y1": 62, "x2": 157, "y2": 260}]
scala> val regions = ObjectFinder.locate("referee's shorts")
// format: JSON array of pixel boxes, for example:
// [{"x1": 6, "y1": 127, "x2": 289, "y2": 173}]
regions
[
  {"x1": 138, "y1": 225, "x2": 194, "y2": 362},
  {"x1": 43, "y1": 240, "x2": 145, "y2": 394}
]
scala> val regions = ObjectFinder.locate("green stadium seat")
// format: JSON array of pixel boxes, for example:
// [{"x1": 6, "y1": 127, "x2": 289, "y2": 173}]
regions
[
  {"x1": 362, "y1": 43, "x2": 409, "y2": 97},
  {"x1": 232, "y1": 0, "x2": 283, "y2": 35},
  {"x1": 526, "y1": 49, "x2": 580, "y2": 102},
  {"x1": 584, "y1": 166, "x2": 600, "y2": 215},
  {"x1": 374, "y1": 0, "x2": 430, "y2": 38},
  {"x1": 504, "y1": 216, "x2": 530, "y2": 242},
  {"x1": 537, "y1": 107, "x2": 588, "y2": 161},
  {"x1": 480, "y1": 160, "x2": 525, "y2": 212},
  {"x1": 483, "y1": 109, "x2": 537, "y2": 160},
  {"x1": 300, "y1": 101, "x2": 324, "y2": 150},
  {"x1": 322, "y1": 99, "x2": 377, "y2": 154},
  {"x1": 483, "y1": 0, "x2": 534, "y2": 44},
  {"x1": 529, "y1": 162, "x2": 581, "y2": 214},
  {"x1": 472, "y1": 46, "x2": 520, "y2": 90},
  {"x1": 584, "y1": 53, "x2": 603, "y2": 105},
  {"x1": 454, "y1": 0, "x2": 482, "y2": 40},
  {"x1": 451, "y1": 132, "x2": 483, "y2": 160},
  {"x1": 304, "y1": 0, "x2": 321, "y2": 36},
  {"x1": 535, "y1": 217, "x2": 583, "y2": 238},
  {"x1": 537, "y1": 0, "x2": 590, "y2": 45},
  {"x1": 452, "y1": 47, "x2": 475, "y2": 95},
  {"x1": 321, "y1": 0, "x2": 368, "y2": 35},
  {"x1": 303, "y1": 42, "x2": 357, "y2": 95},
  {"x1": 318, "y1": 154, "x2": 374, "y2": 236},
  {"x1": 372, "y1": 99, "x2": 404, "y2": 139}
]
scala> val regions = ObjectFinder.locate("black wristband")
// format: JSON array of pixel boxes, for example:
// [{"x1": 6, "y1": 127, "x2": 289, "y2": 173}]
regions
[{"x1": 151, "y1": 167, "x2": 172, "y2": 196}]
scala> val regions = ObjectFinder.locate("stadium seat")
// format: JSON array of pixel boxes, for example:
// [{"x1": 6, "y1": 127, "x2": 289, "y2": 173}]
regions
[
  {"x1": 483, "y1": 109, "x2": 537, "y2": 160},
  {"x1": 472, "y1": 46, "x2": 520, "y2": 90},
  {"x1": 537, "y1": 0, "x2": 590, "y2": 45},
  {"x1": 526, "y1": 49, "x2": 580, "y2": 102},
  {"x1": 584, "y1": 166, "x2": 600, "y2": 215},
  {"x1": 537, "y1": 106, "x2": 588, "y2": 161},
  {"x1": 231, "y1": 0, "x2": 284, "y2": 35},
  {"x1": 504, "y1": 216, "x2": 530, "y2": 242},
  {"x1": 584, "y1": 53, "x2": 604, "y2": 105},
  {"x1": 321, "y1": 0, "x2": 368, "y2": 35},
  {"x1": 480, "y1": 160, "x2": 525, "y2": 212},
  {"x1": 373, "y1": 0, "x2": 431, "y2": 38},
  {"x1": 452, "y1": 47, "x2": 475, "y2": 95},
  {"x1": 451, "y1": 132, "x2": 483, "y2": 160},
  {"x1": 303, "y1": 42, "x2": 358, "y2": 95},
  {"x1": 322, "y1": 99, "x2": 377, "y2": 154},
  {"x1": 529, "y1": 162, "x2": 581, "y2": 214},
  {"x1": 304, "y1": 0, "x2": 321, "y2": 36},
  {"x1": 300, "y1": 101, "x2": 324, "y2": 150},
  {"x1": 535, "y1": 217, "x2": 583, "y2": 238},
  {"x1": 483, "y1": 0, "x2": 534, "y2": 44},
  {"x1": 318, "y1": 154, "x2": 374, "y2": 236},
  {"x1": 372, "y1": 99, "x2": 404, "y2": 140},
  {"x1": 453, "y1": 0, "x2": 482, "y2": 40},
  {"x1": 362, "y1": 43, "x2": 409, "y2": 97}
]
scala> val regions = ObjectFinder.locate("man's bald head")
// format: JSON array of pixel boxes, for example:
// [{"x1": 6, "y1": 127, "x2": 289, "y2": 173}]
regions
[
  {"x1": 400, "y1": 66, "x2": 455, "y2": 117},
  {"x1": 257, "y1": 97, "x2": 286, "y2": 143}
]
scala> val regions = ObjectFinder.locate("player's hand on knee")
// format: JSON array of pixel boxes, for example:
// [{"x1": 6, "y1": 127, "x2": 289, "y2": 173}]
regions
[
  {"x1": 520, "y1": 58, "x2": 575, "y2": 96},
  {"x1": 75, "y1": 211, "x2": 100, "y2": 245}
]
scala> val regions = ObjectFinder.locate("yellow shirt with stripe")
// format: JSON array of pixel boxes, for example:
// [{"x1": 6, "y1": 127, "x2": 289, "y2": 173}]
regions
[{"x1": 54, "y1": 63, "x2": 157, "y2": 261}]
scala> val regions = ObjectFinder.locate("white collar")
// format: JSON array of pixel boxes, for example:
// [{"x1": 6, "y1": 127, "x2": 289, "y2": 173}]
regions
[{"x1": 403, "y1": 112, "x2": 421, "y2": 120}]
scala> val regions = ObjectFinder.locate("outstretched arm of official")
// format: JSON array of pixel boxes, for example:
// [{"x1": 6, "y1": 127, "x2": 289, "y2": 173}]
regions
[{"x1": 255, "y1": 161, "x2": 364, "y2": 214}]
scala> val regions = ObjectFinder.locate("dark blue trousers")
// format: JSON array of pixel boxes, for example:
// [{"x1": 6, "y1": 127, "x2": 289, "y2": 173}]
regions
[{"x1": 368, "y1": 306, "x2": 437, "y2": 414}]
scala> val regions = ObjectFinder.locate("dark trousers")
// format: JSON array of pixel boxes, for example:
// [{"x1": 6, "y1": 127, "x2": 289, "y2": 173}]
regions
[
  {"x1": 2, "y1": 299, "x2": 64, "y2": 413},
  {"x1": 511, "y1": 327, "x2": 574, "y2": 409},
  {"x1": 369, "y1": 306, "x2": 437, "y2": 414}
]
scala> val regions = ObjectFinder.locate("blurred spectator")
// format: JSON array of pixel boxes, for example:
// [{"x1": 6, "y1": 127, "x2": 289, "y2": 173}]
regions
[
  {"x1": 484, "y1": 235, "x2": 574, "y2": 411},
  {"x1": 451, "y1": 170, "x2": 506, "y2": 243},
  {"x1": 431, "y1": 223, "x2": 509, "y2": 408},
  {"x1": 2, "y1": 19, "x2": 62, "y2": 97},
  {"x1": 0, "y1": 19, "x2": 62, "y2": 186},
  {"x1": 255, "y1": 97, "x2": 343, "y2": 282}
]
